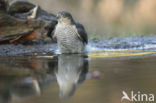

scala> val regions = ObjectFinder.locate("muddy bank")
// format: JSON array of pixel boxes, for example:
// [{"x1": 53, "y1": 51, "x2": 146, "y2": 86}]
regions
[
  {"x1": 0, "y1": 43, "x2": 57, "y2": 56},
  {"x1": 0, "y1": 35, "x2": 156, "y2": 56}
]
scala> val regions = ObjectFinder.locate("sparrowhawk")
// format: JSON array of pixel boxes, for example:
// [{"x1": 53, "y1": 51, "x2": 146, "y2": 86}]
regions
[{"x1": 53, "y1": 11, "x2": 88, "y2": 54}]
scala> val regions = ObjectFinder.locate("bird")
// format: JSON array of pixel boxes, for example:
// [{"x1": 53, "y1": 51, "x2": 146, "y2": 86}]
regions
[{"x1": 52, "y1": 11, "x2": 88, "y2": 54}]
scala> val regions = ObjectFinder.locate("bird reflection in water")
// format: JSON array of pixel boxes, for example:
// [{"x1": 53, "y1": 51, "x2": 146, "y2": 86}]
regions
[
  {"x1": 0, "y1": 54, "x2": 88, "y2": 103},
  {"x1": 55, "y1": 54, "x2": 88, "y2": 98}
]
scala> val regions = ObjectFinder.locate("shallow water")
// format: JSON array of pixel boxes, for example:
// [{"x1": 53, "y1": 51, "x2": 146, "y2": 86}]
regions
[{"x1": 0, "y1": 50, "x2": 156, "y2": 103}]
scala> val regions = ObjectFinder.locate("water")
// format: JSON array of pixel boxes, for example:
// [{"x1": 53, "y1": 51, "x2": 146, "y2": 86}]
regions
[{"x1": 0, "y1": 49, "x2": 156, "y2": 103}]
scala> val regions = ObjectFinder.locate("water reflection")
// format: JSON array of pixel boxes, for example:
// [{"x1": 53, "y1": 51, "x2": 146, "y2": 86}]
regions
[
  {"x1": 0, "y1": 54, "x2": 88, "y2": 102},
  {"x1": 0, "y1": 54, "x2": 156, "y2": 103},
  {"x1": 55, "y1": 54, "x2": 88, "y2": 98},
  {"x1": 0, "y1": 76, "x2": 41, "y2": 103}
]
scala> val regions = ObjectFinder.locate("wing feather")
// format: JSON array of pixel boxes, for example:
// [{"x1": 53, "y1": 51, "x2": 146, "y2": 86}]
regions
[{"x1": 75, "y1": 22, "x2": 88, "y2": 44}]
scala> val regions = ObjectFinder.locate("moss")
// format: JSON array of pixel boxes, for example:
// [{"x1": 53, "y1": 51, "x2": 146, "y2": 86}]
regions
[{"x1": 89, "y1": 35, "x2": 103, "y2": 40}]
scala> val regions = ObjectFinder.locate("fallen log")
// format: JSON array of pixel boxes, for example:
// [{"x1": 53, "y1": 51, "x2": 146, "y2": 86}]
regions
[{"x1": 0, "y1": 0, "x2": 57, "y2": 44}]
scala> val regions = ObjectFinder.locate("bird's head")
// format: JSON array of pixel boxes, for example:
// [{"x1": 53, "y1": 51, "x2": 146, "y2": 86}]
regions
[{"x1": 57, "y1": 11, "x2": 74, "y2": 24}]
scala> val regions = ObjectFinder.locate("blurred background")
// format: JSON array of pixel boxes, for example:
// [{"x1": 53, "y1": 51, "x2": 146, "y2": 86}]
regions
[{"x1": 30, "y1": 0, "x2": 156, "y2": 38}]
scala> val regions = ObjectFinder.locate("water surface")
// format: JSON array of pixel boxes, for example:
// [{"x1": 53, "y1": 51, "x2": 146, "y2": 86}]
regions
[{"x1": 0, "y1": 50, "x2": 156, "y2": 103}]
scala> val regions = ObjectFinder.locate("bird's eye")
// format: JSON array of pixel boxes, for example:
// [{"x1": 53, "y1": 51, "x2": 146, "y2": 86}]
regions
[{"x1": 62, "y1": 14, "x2": 66, "y2": 18}]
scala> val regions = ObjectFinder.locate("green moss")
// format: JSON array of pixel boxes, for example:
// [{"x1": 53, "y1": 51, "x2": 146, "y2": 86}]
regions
[{"x1": 89, "y1": 35, "x2": 103, "y2": 40}]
